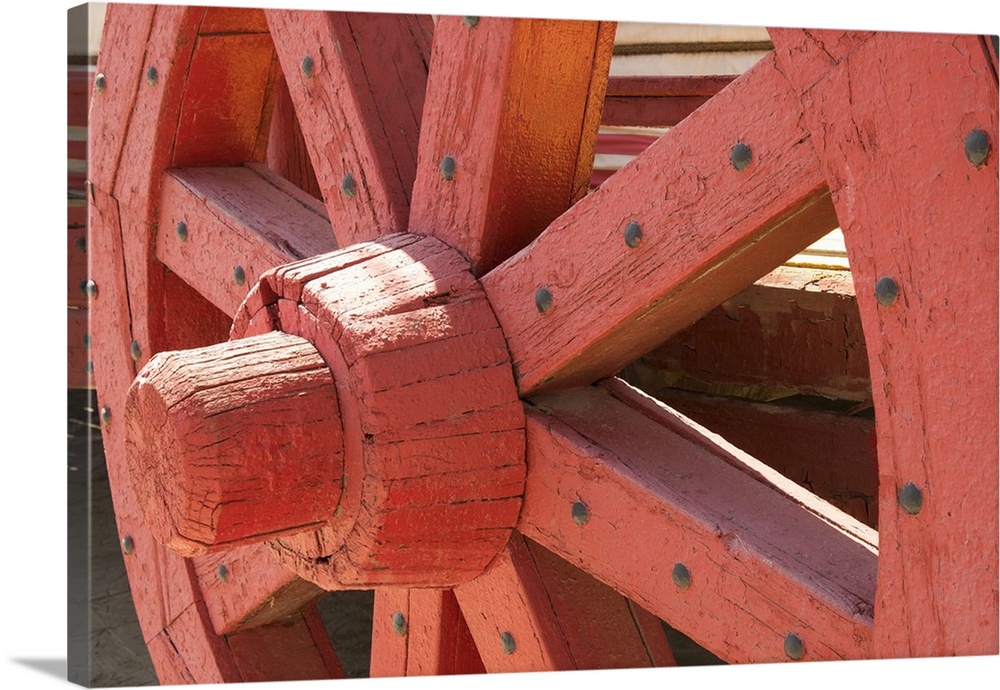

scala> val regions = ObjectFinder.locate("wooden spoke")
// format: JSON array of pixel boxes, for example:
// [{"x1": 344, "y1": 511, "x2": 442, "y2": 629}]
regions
[
  {"x1": 482, "y1": 51, "x2": 839, "y2": 396},
  {"x1": 407, "y1": 16, "x2": 615, "y2": 275},
  {"x1": 770, "y1": 28, "x2": 999, "y2": 658},
  {"x1": 265, "y1": 10, "x2": 433, "y2": 246},
  {"x1": 601, "y1": 75, "x2": 736, "y2": 127},
  {"x1": 519, "y1": 380, "x2": 877, "y2": 663}
]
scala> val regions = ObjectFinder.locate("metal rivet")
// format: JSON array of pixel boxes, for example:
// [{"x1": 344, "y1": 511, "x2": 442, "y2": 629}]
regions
[
  {"x1": 83, "y1": 334, "x2": 91, "y2": 348},
  {"x1": 874, "y1": 276, "x2": 898, "y2": 307},
  {"x1": 100, "y1": 406, "x2": 111, "y2": 424},
  {"x1": 86, "y1": 361, "x2": 94, "y2": 375},
  {"x1": 392, "y1": 611, "x2": 407, "y2": 636},
  {"x1": 75, "y1": 235, "x2": 87, "y2": 253},
  {"x1": 898, "y1": 482, "x2": 923, "y2": 515},
  {"x1": 964, "y1": 129, "x2": 990, "y2": 168},
  {"x1": 730, "y1": 142, "x2": 752, "y2": 171},
  {"x1": 176, "y1": 221, "x2": 188, "y2": 241},
  {"x1": 535, "y1": 287, "x2": 553, "y2": 314},
  {"x1": 217, "y1": 564, "x2": 229, "y2": 583},
  {"x1": 301, "y1": 55, "x2": 314, "y2": 79},
  {"x1": 121, "y1": 535, "x2": 134, "y2": 555},
  {"x1": 784, "y1": 633, "x2": 804, "y2": 660},
  {"x1": 95, "y1": 73, "x2": 107, "y2": 92},
  {"x1": 130, "y1": 340, "x2": 142, "y2": 361},
  {"x1": 571, "y1": 501, "x2": 589, "y2": 526},
  {"x1": 462, "y1": 16, "x2": 479, "y2": 28},
  {"x1": 83, "y1": 280, "x2": 98, "y2": 298},
  {"x1": 146, "y1": 66, "x2": 158, "y2": 86},
  {"x1": 440, "y1": 155, "x2": 456, "y2": 180},
  {"x1": 672, "y1": 563, "x2": 692, "y2": 589},
  {"x1": 500, "y1": 632, "x2": 516, "y2": 655},
  {"x1": 624, "y1": 221, "x2": 642, "y2": 248},
  {"x1": 233, "y1": 266, "x2": 246, "y2": 286},
  {"x1": 341, "y1": 173, "x2": 357, "y2": 199}
]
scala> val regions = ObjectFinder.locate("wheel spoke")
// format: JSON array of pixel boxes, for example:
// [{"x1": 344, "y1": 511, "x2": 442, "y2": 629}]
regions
[
  {"x1": 265, "y1": 10, "x2": 433, "y2": 246},
  {"x1": 519, "y1": 379, "x2": 877, "y2": 663},
  {"x1": 482, "y1": 51, "x2": 839, "y2": 396},
  {"x1": 407, "y1": 16, "x2": 615, "y2": 274}
]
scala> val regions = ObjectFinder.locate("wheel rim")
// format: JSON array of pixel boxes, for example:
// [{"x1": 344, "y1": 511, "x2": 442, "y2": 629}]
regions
[{"x1": 89, "y1": 6, "x2": 998, "y2": 682}]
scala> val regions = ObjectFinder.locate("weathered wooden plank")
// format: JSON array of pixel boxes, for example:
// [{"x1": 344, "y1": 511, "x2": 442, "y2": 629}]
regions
[
  {"x1": 601, "y1": 75, "x2": 735, "y2": 127},
  {"x1": 519, "y1": 381, "x2": 877, "y2": 663},
  {"x1": 67, "y1": 308, "x2": 90, "y2": 389},
  {"x1": 408, "y1": 17, "x2": 615, "y2": 275},
  {"x1": 266, "y1": 75, "x2": 322, "y2": 199},
  {"x1": 482, "y1": 53, "x2": 839, "y2": 396},
  {"x1": 370, "y1": 589, "x2": 410, "y2": 677},
  {"x1": 157, "y1": 164, "x2": 335, "y2": 317},
  {"x1": 770, "y1": 28, "x2": 999, "y2": 658},
  {"x1": 266, "y1": 10, "x2": 433, "y2": 246},
  {"x1": 226, "y1": 608, "x2": 345, "y2": 681}
]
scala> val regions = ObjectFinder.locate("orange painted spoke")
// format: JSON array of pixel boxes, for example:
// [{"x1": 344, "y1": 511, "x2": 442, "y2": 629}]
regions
[
  {"x1": 407, "y1": 16, "x2": 615, "y2": 274},
  {"x1": 225, "y1": 605, "x2": 345, "y2": 681},
  {"x1": 483, "y1": 52, "x2": 839, "y2": 396},
  {"x1": 602, "y1": 75, "x2": 735, "y2": 127},
  {"x1": 771, "y1": 28, "x2": 999, "y2": 658},
  {"x1": 518, "y1": 380, "x2": 877, "y2": 663},
  {"x1": 157, "y1": 164, "x2": 335, "y2": 318},
  {"x1": 266, "y1": 10, "x2": 433, "y2": 246},
  {"x1": 453, "y1": 532, "x2": 668, "y2": 672}
]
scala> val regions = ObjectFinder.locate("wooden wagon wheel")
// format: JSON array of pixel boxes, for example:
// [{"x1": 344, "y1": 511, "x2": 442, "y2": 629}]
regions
[{"x1": 88, "y1": 5, "x2": 998, "y2": 682}]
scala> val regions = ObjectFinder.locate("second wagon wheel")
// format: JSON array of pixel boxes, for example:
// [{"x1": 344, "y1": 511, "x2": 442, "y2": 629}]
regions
[{"x1": 88, "y1": 5, "x2": 998, "y2": 683}]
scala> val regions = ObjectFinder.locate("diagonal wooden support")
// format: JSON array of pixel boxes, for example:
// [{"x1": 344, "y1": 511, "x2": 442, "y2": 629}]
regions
[
  {"x1": 407, "y1": 16, "x2": 615, "y2": 275},
  {"x1": 482, "y1": 52, "x2": 839, "y2": 396},
  {"x1": 518, "y1": 379, "x2": 877, "y2": 663}
]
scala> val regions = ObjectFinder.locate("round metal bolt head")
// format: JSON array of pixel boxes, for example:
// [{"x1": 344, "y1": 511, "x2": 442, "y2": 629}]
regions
[
  {"x1": 130, "y1": 340, "x2": 142, "y2": 361},
  {"x1": 440, "y1": 155, "x2": 456, "y2": 180},
  {"x1": 964, "y1": 129, "x2": 990, "y2": 168},
  {"x1": 571, "y1": 501, "x2": 589, "y2": 526},
  {"x1": 341, "y1": 173, "x2": 357, "y2": 199},
  {"x1": 217, "y1": 564, "x2": 229, "y2": 583},
  {"x1": 95, "y1": 73, "x2": 107, "y2": 92},
  {"x1": 624, "y1": 221, "x2": 643, "y2": 248},
  {"x1": 83, "y1": 280, "x2": 98, "y2": 298},
  {"x1": 535, "y1": 287, "x2": 553, "y2": 314},
  {"x1": 100, "y1": 406, "x2": 111, "y2": 424},
  {"x1": 392, "y1": 611, "x2": 407, "y2": 636},
  {"x1": 672, "y1": 563, "x2": 692, "y2": 589},
  {"x1": 784, "y1": 633, "x2": 804, "y2": 660},
  {"x1": 730, "y1": 142, "x2": 752, "y2": 171},
  {"x1": 176, "y1": 221, "x2": 188, "y2": 241},
  {"x1": 898, "y1": 482, "x2": 923, "y2": 515},
  {"x1": 83, "y1": 333, "x2": 91, "y2": 348},
  {"x1": 500, "y1": 632, "x2": 516, "y2": 655},
  {"x1": 462, "y1": 16, "x2": 480, "y2": 28},
  {"x1": 874, "y1": 276, "x2": 898, "y2": 307},
  {"x1": 121, "y1": 535, "x2": 134, "y2": 555},
  {"x1": 301, "y1": 55, "x2": 314, "y2": 79},
  {"x1": 146, "y1": 65, "x2": 158, "y2": 86},
  {"x1": 233, "y1": 266, "x2": 246, "y2": 286},
  {"x1": 85, "y1": 361, "x2": 94, "y2": 375},
  {"x1": 75, "y1": 235, "x2": 87, "y2": 253}
]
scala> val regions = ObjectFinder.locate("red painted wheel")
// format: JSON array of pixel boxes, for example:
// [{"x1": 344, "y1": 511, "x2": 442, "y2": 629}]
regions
[{"x1": 89, "y1": 5, "x2": 998, "y2": 682}]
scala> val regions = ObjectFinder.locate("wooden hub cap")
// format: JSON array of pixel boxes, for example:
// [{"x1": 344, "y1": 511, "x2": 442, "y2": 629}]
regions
[{"x1": 127, "y1": 233, "x2": 526, "y2": 589}]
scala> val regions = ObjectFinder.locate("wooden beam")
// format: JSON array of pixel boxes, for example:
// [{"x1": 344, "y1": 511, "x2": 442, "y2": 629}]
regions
[
  {"x1": 407, "y1": 16, "x2": 615, "y2": 275},
  {"x1": 225, "y1": 606, "x2": 345, "y2": 681},
  {"x1": 482, "y1": 53, "x2": 839, "y2": 396},
  {"x1": 156, "y1": 164, "x2": 335, "y2": 318},
  {"x1": 518, "y1": 380, "x2": 877, "y2": 663},
  {"x1": 266, "y1": 10, "x2": 433, "y2": 246},
  {"x1": 770, "y1": 28, "x2": 999, "y2": 658},
  {"x1": 601, "y1": 75, "x2": 735, "y2": 127},
  {"x1": 266, "y1": 75, "x2": 322, "y2": 200}
]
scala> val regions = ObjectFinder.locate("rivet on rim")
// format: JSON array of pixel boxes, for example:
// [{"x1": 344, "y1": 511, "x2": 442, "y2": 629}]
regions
[
  {"x1": 784, "y1": 633, "x2": 804, "y2": 660},
  {"x1": 100, "y1": 406, "x2": 112, "y2": 424},
  {"x1": 874, "y1": 276, "x2": 898, "y2": 307},
  {"x1": 75, "y1": 236, "x2": 87, "y2": 253},
  {"x1": 535, "y1": 287, "x2": 553, "y2": 314},
  {"x1": 964, "y1": 129, "x2": 990, "y2": 168},
  {"x1": 500, "y1": 632, "x2": 516, "y2": 655},
  {"x1": 234, "y1": 266, "x2": 246, "y2": 286},
  {"x1": 571, "y1": 501, "x2": 589, "y2": 526},
  {"x1": 301, "y1": 55, "x2": 314, "y2": 79},
  {"x1": 176, "y1": 221, "x2": 188, "y2": 241},
  {"x1": 130, "y1": 340, "x2": 142, "y2": 361},
  {"x1": 121, "y1": 535, "x2": 134, "y2": 555},
  {"x1": 440, "y1": 155, "x2": 456, "y2": 180},
  {"x1": 83, "y1": 334, "x2": 91, "y2": 348},
  {"x1": 898, "y1": 482, "x2": 923, "y2": 515},
  {"x1": 86, "y1": 361, "x2": 94, "y2": 375},
  {"x1": 341, "y1": 173, "x2": 357, "y2": 199},
  {"x1": 146, "y1": 65, "x2": 158, "y2": 86},
  {"x1": 392, "y1": 611, "x2": 407, "y2": 636},
  {"x1": 462, "y1": 16, "x2": 479, "y2": 28},
  {"x1": 672, "y1": 563, "x2": 692, "y2": 589},
  {"x1": 624, "y1": 221, "x2": 643, "y2": 248},
  {"x1": 217, "y1": 564, "x2": 229, "y2": 583},
  {"x1": 84, "y1": 280, "x2": 98, "y2": 298},
  {"x1": 730, "y1": 142, "x2": 752, "y2": 171},
  {"x1": 95, "y1": 73, "x2": 107, "y2": 92}
]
